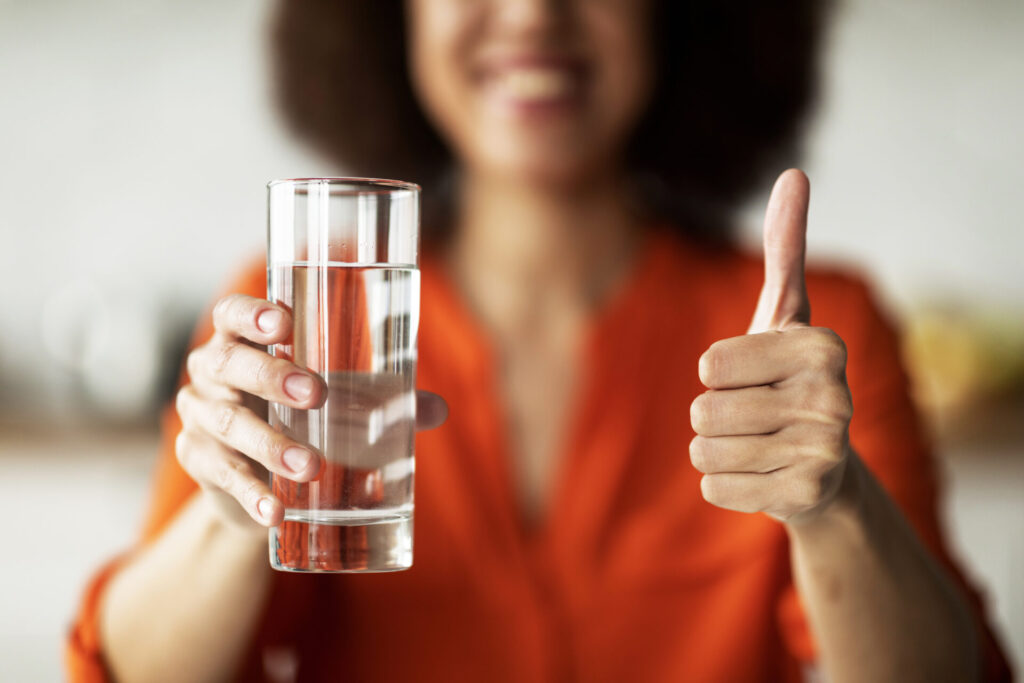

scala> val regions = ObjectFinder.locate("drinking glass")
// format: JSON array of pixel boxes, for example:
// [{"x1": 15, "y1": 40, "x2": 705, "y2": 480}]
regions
[{"x1": 266, "y1": 177, "x2": 420, "y2": 572}]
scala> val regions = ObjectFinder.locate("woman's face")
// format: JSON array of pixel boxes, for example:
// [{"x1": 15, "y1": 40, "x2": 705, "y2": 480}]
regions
[{"x1": 406, "y1": 0, "x2": 654, "y2": 186}]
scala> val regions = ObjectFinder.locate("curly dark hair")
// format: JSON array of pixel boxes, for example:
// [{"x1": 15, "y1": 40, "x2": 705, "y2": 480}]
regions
[{"x1": 271, "y1": 1, "x2": 830, "y2": 241}]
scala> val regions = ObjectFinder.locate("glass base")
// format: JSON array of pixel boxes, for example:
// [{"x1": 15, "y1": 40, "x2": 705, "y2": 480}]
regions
[{"x1": 269, "y1": 515, "x2": 412, "y2": 573}]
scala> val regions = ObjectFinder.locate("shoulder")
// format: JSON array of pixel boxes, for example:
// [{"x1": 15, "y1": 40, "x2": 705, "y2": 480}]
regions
[
  {"x1": 804, "y1": 263, "x2": 895, "y2": 358},
  {"x1": 649, "y1": 228, "x2": 888, "y2": 344},
  {"x1": 660, "y1": 228, "x2": 877, "y2": 302}
]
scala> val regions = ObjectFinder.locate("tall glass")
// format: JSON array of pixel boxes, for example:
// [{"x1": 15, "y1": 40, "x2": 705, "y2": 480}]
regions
[{"x1": 266, "y1": 178, "x2": 420, "y2": 572}]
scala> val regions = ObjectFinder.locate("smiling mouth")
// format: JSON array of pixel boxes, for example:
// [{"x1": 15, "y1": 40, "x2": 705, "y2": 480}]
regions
[
  {"x1": 495, "y1": 67, "x2": 576, "y2": 100},
  {"x1": 484, "y1": 63, "x2": 583, "y2": 106}
]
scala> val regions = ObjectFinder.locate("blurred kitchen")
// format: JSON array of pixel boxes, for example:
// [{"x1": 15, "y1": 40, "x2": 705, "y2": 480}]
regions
[{"x1": 0, "y1": 0, "x2": 1021, "y2": 679}]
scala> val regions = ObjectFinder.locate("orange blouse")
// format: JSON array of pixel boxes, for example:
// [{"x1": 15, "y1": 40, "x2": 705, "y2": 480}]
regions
[{"x1": 67, "y1": 229, "x2": 1011, "y2": 682}]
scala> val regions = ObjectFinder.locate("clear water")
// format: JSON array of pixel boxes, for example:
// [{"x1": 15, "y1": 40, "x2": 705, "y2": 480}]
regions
[
  {"x1": 283, "y1": 505, "x2": 413, "y2": 526},
  {"x1": 267, "y1": 264, "x2": 419, "y2": 571}
]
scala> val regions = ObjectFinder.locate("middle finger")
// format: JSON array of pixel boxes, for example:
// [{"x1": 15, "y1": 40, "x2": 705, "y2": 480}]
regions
[
  {"x1": 196, "y1": 336, "x2": 325, "y2": 408},
  {"x1": 690, "y1": 385, "x2": 785, "y2": 437},
  {"x1": 178, "y1": 386, "x2": 322, "y2": 481}
]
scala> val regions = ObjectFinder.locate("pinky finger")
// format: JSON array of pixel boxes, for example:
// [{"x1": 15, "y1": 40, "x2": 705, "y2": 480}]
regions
[
  {"x1": 699, "y1": 472, "x2": 775, "y2": 515},
  {"x1": 184, "y1": 432, "x2": 283, "y2": 527}
]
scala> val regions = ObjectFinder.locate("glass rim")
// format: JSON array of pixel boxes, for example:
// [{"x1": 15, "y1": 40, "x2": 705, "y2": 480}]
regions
[{"x1": 267, "y1": 177, "x2": 420, "y2": 194}]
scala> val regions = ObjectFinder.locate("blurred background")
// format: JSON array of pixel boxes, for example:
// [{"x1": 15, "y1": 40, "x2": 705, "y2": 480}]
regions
[{"x1": 1, "y1": 0, "x2": 1021, "y2": 679}]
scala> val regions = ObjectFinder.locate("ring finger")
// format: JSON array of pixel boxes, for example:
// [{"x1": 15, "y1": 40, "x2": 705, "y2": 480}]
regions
[
  {"x1": 177, "y1": 429, "x2": 282, "y2": 526},
  {"x1": 177, "y1": 386, "x2": 321, "y2": 481},
  {"x1": 689, "y1": 434, "x2": 791, "y2": 474}
]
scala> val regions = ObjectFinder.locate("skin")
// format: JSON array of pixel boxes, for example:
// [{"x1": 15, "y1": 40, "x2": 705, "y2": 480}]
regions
[
  {"x1": 99, "y1": 1, "x2": 978, "y2": 680},
  {"x1": 691, "y1": 171, "x2": 978, "y2": 681},
  {"x1": 101, "y1": 297, "x2": 447, "y2": 683}
]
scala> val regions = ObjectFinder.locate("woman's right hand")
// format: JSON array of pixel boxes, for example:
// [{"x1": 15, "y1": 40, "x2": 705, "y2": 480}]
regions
[
  {"x1": 174, "y1": 294, "x2": 449, "y2": 529},
  {"x1": 174, "y1": 294, "x2": 326, "y2": 529}
]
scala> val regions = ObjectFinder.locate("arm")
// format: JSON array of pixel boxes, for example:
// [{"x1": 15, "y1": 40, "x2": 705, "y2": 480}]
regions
[
  {"x1": 93, "y1": 293, "x2": 448, "y2": 682},
  {"x1": 785, "y1": 452, "x2": 975, "y2": 682},
  {"x1": 690, "y1": 170, "x2": 978, "y2": 682},
  {"x1": 96, "y1": 294, "x2": 327, "y2": 683},
  {"x1": 99, "y1": 495, "x2": 273, "y2": 683}
]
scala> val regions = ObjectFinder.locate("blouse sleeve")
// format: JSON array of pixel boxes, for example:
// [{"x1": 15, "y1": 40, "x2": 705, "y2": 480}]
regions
[
  {"x1": 64, "y1": 255, "x2": 268, "y2": 682},
  {"x1": 775, "y1": 274, "x2": 1012, "y2": 681}
]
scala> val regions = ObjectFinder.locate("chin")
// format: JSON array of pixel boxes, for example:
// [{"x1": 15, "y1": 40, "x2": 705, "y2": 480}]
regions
[{"x1": 475, "y1": 139, "x2": 607, "y2": 188}]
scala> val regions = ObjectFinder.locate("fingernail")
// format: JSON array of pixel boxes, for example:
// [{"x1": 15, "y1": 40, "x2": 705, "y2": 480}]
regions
[
  {"x1": 257, "y1": 496, "x2": 275, "y2": 519},
  {"x1": 257, "y1": 309, "x2": 283, "y2": 333},
  {"x1": 283, "y1": 447, "x2": 313, "y2": 474},
  {"x1": 284, "y1": 374, "x2": 314, "y2": 401}
]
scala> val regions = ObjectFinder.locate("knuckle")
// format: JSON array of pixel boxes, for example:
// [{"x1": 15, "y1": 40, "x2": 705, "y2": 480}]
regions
[
  {"x1": 255, "y1": 428, "x2": 285, "y2": 463},
  {"x1": 238, "y1": 478, "x2": 265, "y2": 511},
  {"x1": 797, "y1": 440, "x2": 831, "y2": 465},
  {"x1": 213, "y1": 462, "x2": 234, "y2": 492},
  {"x1": 211, "y1": 341, "x2": 238, "y2": 380},
  {"x1": 185, "y1": 349, "x2": 202, "y2": 380},
  {"x1": 689, "y1": 437, "x2": 712, "y2": 473},
  {"x1": 792, "y1": 383, "x2": 850, "y2": 428},
  {"x1": 806, "y1": 328, "x2": 847, "y2": 374},
  {"x1": 174, "y1": 387, "x2": 190, "y2": 419},
  {"x1": 700, "y1": 475, "x2": 722, "y2": 504},
  {"x1": 216, "y1": 458, "x2": 251, "y2": 493},
  {"x1": 174, "y1": 431, "x2": 191, "y2": 466},
  {"x1": 212, "y1": 296, "x2": 235, "y2": 326},
  {"x1": 215, "y1": 403, "x2": 239, "y2": 438},
  {"x1": 826, "y1": 387, "x2": 853, "y2": 423},
  {"x1": 699, "y1": 475, "x2": 714, "y2": 501},
  {"x1": 823, "y1": 327, "x2": 847, "y2": 358},
  {"x1": 698, "y1": 345, "x2": 722, "y2": 385},
  {"x1": 252, "y1": 356, "x2": 278, "y2": 389},
  {"x1": 214, "y1": 294, "x2": 245, "y2": 324},
  {"x1": 700, "y1": 338, "x2": 742, "y2": 386},
  {"x1": 233, "y1": 295, "x2": 261, "y2": 332},
  {"x1": 806, "y1": 343, "x2": 832, "y2": 373},
  {"x1": 814, "y1": 386, "x2": 853, "y2": 426},
  {"x1": 690, "y1": 393, "x2": 713, "y2": 434},
  {"x1": 794, "y1": 426, "x2": 846, "y2": 466}
]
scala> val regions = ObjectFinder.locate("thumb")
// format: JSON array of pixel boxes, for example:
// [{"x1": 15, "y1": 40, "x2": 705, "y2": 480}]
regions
[{"x1": 748, "y1": 169, "x2": 811, "y2": 334}]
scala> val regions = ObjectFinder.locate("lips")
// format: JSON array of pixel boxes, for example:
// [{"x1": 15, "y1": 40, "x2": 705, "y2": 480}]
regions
[
  {"x1": 492, "y1": 66, "x2": 577, "y2": 101},
  {"x1": 479, "y1": 56, "x2": 586, "y2": 107}
]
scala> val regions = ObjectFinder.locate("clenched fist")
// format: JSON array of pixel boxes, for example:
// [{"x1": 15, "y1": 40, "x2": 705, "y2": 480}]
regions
[{"x1": 689, "y1": 169, "x2": 853, "y2": 524}]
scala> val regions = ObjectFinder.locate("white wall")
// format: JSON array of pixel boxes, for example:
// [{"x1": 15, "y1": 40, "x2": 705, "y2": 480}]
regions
[
  {"x1": 0, "y1": 0, "x2": 332, "y2": 417},
  {"x1": 774, "y1": 0, "x2": 1024, "y2": 314},
  {"x1": 2, "y1": 0, "x2": 1023, "y2": 417}
]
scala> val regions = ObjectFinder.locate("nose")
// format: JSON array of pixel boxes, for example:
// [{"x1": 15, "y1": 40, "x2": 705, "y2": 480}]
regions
[{"x1": 494, "y1": 0, "x2": 569, "y2": 36}]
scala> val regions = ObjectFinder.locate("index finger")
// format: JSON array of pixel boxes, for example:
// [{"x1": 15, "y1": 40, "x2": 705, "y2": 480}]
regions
[
  {"x1": 699, "y1": 327, "x2": 847, "y2": 389},
  {"x1": 212, "y1": 294, "x2": 292, "y2": 345},
  {"x1": 699, "y1": 331, "x2": 803, "y2": 389}
]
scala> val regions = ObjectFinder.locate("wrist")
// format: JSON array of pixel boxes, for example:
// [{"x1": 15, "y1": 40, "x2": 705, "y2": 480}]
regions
[
  {"x1": 198, "y1": 490, "x2": 271, "y2": 546},
  {"x1": 785, "y1": 449, "x2": 867, "y2": 541}
]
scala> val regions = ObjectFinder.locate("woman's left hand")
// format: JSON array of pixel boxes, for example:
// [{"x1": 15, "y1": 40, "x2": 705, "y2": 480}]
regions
[{"x1": 689, "y1": 169, "x2": 855, "y2": 524}]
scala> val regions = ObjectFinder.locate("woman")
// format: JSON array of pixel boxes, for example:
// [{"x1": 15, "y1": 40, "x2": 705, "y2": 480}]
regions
[{"x1": 69, "y1": 0, "x2": 1010, "y2": 681}]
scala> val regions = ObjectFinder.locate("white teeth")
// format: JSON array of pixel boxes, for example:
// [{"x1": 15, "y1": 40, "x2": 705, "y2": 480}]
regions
[{"x1": 496, "y1": 68, "x2": 574, "y2": 100}]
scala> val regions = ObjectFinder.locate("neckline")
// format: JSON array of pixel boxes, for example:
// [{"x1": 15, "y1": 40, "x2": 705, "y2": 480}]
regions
[
  {"x1": 420, "y1": 226, "x2": 679, "y2": 360},
  {"x1": 419, "y1": 226, "x2": 689, "y2": 545}
]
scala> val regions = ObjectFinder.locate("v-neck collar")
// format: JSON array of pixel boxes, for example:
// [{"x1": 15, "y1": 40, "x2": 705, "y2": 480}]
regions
[{"x1": 419, "y1": 227, "x2": 696, "y2": 561}]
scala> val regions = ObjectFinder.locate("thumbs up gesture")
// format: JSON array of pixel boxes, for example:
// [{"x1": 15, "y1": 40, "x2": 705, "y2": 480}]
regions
[{"x1": 689, "y1": 170, "x2": 854, "y2": 524}]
